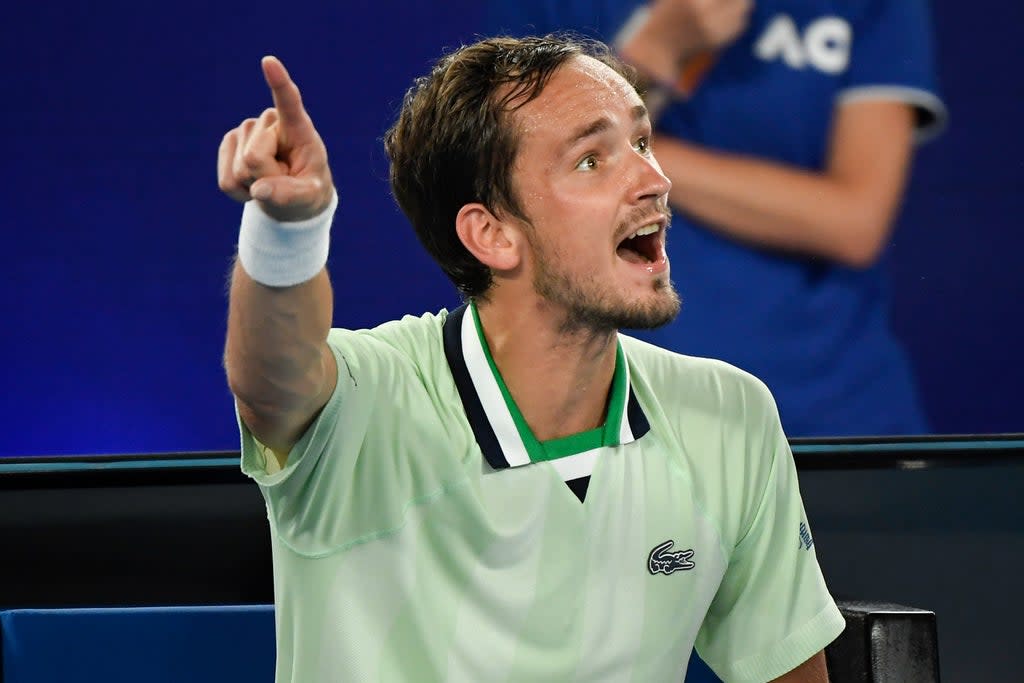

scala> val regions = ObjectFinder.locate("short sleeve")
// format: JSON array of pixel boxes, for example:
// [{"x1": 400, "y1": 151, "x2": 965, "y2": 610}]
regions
[
  {"x1": 238, "y1": 323, "x2": 464, "y2": 557},
  {"x1": 839, "y1": 0, "x2": 948, "y2": 142},
  {"x1": 695, "y1": 420, "x2": 845, "y2": 682},
  {"x1": 237, "y1": 330, "x2": 390, "y2": 553}
]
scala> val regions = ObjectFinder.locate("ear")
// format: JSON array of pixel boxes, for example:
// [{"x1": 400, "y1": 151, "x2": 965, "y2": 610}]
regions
[{"x1": 455, "y1": 203, "x2": 523, "y2": 272}]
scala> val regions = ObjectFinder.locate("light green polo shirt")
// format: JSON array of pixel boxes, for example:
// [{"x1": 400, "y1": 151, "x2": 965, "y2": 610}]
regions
[{"x1": 240, "y1": 304, "x2": 843, "y2": 682}]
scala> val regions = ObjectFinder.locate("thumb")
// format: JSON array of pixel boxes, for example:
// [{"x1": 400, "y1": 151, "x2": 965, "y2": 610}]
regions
[{"x1": 250, "y1": 176, "x2": 332, "y2": 221}]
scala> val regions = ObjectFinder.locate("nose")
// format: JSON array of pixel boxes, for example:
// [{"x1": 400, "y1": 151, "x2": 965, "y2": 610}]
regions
[{"x1": 629, "y1": 150, "x2": 672, "y2": 205}]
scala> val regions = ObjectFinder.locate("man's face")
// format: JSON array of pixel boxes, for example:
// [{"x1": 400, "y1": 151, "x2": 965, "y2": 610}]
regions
[{"x1": 507, "y1": 55, "x2": 680, "y2": 333}]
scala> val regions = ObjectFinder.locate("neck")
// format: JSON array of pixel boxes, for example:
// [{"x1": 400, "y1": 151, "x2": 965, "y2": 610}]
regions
[{"x1": 474, "y1": 296, "x2": 618, "y2": 442}]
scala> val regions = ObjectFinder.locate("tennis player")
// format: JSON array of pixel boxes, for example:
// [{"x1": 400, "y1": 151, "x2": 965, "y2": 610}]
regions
[{"x1": 220, "y1": 35, "x2": 843, "y2": 682}]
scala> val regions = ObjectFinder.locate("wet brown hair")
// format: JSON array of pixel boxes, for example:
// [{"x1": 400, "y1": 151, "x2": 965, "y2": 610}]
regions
[{"x1": 383, "y1": 34, "x2": 635, "y2": 298}]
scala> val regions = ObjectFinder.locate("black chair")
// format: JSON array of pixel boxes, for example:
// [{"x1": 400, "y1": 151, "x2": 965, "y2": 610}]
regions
[{"x1": 827, "y1": 601, "x2": 940, "y2": 683}]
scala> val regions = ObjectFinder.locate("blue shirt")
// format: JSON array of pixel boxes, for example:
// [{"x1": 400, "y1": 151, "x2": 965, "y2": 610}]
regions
[{"x1": 486, "y1": 0, "x2": 947, "y2": 436}]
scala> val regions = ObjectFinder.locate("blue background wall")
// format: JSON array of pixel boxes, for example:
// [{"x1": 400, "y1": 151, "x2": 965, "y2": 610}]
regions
[{"x1": 2, "y1": 1, "x2": 1020, "y2": 457}]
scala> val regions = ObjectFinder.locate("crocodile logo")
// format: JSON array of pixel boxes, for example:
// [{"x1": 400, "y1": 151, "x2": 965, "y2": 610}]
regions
[{"x1": 647, "y1": 540, "x2": 695, "y2": 575}]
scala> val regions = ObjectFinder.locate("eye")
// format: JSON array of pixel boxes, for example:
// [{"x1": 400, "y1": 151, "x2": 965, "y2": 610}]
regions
[
  {"x1": 575, "y1": 154, "x2": 598, "y2": 171},
  {"x1": 634, "y1": 136, "x2": 652, "y2": 155}
]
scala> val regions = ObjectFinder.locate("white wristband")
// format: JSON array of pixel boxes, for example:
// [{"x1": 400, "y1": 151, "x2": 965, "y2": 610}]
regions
[{"x1": 237, "y1": 190, "x2": 338, "y2": 287}]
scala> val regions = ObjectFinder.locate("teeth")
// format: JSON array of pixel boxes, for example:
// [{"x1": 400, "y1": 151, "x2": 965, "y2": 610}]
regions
[{"x1": 628, "y1": 224, "x2": 659, "y2": 239}]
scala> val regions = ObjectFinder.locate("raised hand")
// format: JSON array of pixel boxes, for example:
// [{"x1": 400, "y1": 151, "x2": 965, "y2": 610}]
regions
[
  {"x1": 218, "y1": 56, "x2": 334, "y2": 222},
  {"x1": 652, "y1": 0, "x2": 752, "y2": 56},
  {"x1": 618, "y1": 0, "x2": 752, "y2": 85}
]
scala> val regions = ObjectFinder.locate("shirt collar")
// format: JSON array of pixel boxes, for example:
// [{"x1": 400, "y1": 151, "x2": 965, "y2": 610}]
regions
[{"x1": 442, "y1": 303, "x2": 650, "y2": 476}]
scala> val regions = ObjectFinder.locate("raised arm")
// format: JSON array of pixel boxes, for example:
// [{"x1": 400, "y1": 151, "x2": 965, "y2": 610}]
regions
[
  {"x1": 616, "y1": 0, "x2": 752, "y2": 88},
  {"x1": 653, "y1": 99, "x2": 914, "y2": 268},
  {"x1": 219, "y1": 56, "x2": 338, "y2": 466}
]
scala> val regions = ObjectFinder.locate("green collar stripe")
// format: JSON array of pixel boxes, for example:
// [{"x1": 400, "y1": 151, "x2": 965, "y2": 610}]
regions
[
  {"x1": 470, "y1": 302, "x2": 627, "y2": 463},
  {"x1": 535, "y1": 427, "x2": 604, "y2": 461},
  {"x1": 602, "y1": 344, "x2": 627, "y2": 448}
]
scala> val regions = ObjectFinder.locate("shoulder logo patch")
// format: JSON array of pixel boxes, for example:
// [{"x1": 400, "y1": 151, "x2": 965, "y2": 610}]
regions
[
  {"x1": 799, "y1": 521, "x2": 814, "y2": 550},
  {"x1": 647, "y1": 540, "x2": 695, "y2": 575}
]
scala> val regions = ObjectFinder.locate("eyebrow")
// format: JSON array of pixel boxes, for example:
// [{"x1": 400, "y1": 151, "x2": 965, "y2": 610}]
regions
[{"x1": 562, "y1": 104, "x2": 650, "y2": 152}]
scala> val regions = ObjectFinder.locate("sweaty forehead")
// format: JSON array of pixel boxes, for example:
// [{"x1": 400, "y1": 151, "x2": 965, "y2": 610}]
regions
[
  {"x1": 566, "y1": 54, "x2": 635, "y2": 94},
  {"x1": 513, "y1": 55, "x2": 641, "y2": 133}
]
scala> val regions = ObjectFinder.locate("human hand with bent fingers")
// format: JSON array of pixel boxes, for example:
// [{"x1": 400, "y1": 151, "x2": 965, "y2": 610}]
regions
[
  {"x1": 217, "y1": 56, "x2": 334, "y2": 223},
  {"x1": 658, "y1": 0, "x2": 752, "y2": 55},
  {"x1": 618, "y1": 0, "x2": 752, "y2": 85}
]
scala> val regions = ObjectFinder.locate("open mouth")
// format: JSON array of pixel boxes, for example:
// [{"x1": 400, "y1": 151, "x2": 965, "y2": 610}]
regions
[{"x1": 616, "y1": 224, "x2": 662, "y2": 264}]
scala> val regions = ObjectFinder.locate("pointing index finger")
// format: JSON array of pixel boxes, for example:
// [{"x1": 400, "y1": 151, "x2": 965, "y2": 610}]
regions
[{"x1": 261, "y1": 56, "x2": 312, "y2": 141}]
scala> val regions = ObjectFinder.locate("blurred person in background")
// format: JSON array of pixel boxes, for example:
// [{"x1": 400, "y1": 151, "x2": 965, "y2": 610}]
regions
[{"x1": 486, "y1": 0, "x2": 947, "y2": 437}]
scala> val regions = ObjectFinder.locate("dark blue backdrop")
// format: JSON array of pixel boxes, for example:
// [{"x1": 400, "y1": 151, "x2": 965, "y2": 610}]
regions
[{"x1": 2, "y1": 1, "x2": 1020, "y2": 457}]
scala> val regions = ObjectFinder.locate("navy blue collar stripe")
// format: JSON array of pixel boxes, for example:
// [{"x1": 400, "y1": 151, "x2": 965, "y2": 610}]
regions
[
  {"x1": 442, "y1": 305, "x2": 509, "y2": 470},
  {"x1": 626, "y1": 385, "x2": 651, "y2": 439}
]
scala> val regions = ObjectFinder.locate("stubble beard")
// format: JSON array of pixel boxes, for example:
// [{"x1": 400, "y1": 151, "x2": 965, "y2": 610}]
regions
[{"x1": 532, "y1": 248, "x2": 681, "y2": 335}]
